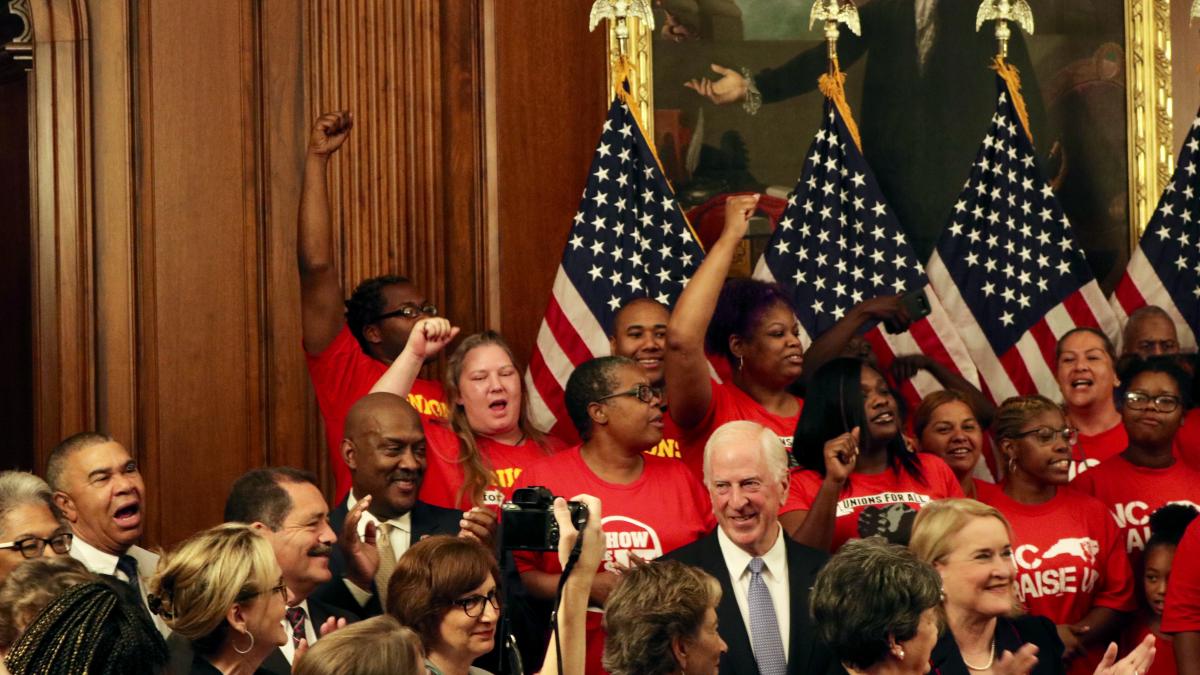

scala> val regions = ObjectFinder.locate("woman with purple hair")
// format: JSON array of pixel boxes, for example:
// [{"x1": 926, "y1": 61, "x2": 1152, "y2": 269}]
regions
[{"x1": 665, "y1": 194, "x2": 807, "y2": 477}]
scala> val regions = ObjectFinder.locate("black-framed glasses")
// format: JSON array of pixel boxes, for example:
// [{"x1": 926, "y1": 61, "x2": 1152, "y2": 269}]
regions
[
  {"x1": 1125, "y1": 391, "x2": 1182, "y2": 413},
  {"x1": 0, "y1": 532, "x2": 73, "y2": 559},
  {"x1": 371, "y1": 304, "x2": 439, "y2": 322},
  {"x1": 594, "y1": 384, "x2": 662, "y2": 405},
  {"x1": 1012, "y1": 426, "x2": 1077, "y2": 446},
  {"x1": 451, "y1": 589, "x2": 500, "y2": 618}
]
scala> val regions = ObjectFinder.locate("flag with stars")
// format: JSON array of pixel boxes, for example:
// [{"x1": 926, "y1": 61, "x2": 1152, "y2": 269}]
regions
[
  {"x1": 1108, "y1": 109, "x2": 1200, "y2": 351},
  {"x1": 525, "y1": 95, "x2": 705, "y2": 442},
  {"x1": 753, "y1": 99, "x2": 978, "y2": 408},
  {"x1": 926, "y1": 75, "x2": 1119, "y2": 402}
]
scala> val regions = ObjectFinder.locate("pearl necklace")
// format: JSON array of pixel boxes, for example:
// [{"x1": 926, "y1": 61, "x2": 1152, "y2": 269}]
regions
[{"x1": 962, "y1": 638, "x2": 996, "y2": 671}]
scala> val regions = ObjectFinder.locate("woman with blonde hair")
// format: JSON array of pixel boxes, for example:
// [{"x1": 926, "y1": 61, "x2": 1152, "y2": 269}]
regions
[
  {"x1": 912, "y1": 498, "x2": 1157, "y2": 675},
  {"x1": 371, "y1": 319, "x2": 562, "y2": 512},
  {"x1": 148, "y1": 523, "x2": 288, "y2": 674},
  {"x1": 293, "y1": 615, "x2": 423, "y2": 675}
]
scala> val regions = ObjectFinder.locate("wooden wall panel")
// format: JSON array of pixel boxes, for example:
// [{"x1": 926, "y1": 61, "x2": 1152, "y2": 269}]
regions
[{"x1": 491, "y1": 2, "x2": 609, "y2": 369}]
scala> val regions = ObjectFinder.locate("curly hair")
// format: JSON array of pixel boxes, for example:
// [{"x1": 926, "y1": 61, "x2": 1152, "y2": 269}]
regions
[
  {"x1": 810, "y1": 537, "x2": 942, "y2": 670},
  {"x1": 386, "y1": 536, "x2": 500, "y2": 650},
  {"x1": 442, "y1": 331, "x2": 548, "y2": 508},
  {"x1": 704, "y1": 278, "x2": 795, "y2": 368},
  {"x1": 602, "y1": 559, "x2": 721, "y2": 675},
  {"x1": 4, "y1": 580, "x2": 168, "y2": 674},
  {"x1": 0, "y1": 556, "x2": 94, "y2": 651},
  {"x1": 1146, "y1": 503, "x2": 1200, "y2": 555},
  {"x1": 344, "y1": 274, "x2": 413, "y2": 352}
]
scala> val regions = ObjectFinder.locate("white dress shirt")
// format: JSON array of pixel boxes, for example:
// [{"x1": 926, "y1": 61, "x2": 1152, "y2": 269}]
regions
[
  {"x1": 279, "y1": 598, "x2": 317, "y2": 665},
  {"x1": 342, "y1": 491, "x2": 413, "y2": 605},
  {"x1": 716, "y1": 523, "x2": 791, "y2": 660},
  {"x1": 69, "y1": 536, "x2": 171, "y2": 637}
]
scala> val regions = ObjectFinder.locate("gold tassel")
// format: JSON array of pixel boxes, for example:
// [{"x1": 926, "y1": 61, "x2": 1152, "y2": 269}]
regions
[
  {"x1": 817, "y1": 58, "x2": 863, "y2": 153},
  {"x1": 991, "y1": 56, "x2": 1034, "y2": 145}
]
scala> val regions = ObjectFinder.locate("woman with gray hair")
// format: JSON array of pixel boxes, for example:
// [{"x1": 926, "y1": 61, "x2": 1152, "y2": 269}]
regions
[
  {"x1": 0, "y1": 471, "x2": 72, "y2": 584},
  {"x1": 602, "y1": 559, "x2": 727, "y2": 675},
  {"x1": 809, "y1": 537, "x2": 942, "y2": 674}
]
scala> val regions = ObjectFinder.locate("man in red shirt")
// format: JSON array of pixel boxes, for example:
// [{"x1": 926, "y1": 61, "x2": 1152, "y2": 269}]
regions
[
  {"x1": 298, "y1": 111, "x2": 448, "y2": 501},
  {"x1": 608, "y1": 298, "x2": 687, "y2": 463}
]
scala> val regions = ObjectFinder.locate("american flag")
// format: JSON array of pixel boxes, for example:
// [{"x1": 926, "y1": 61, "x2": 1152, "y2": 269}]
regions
[
  {"x1": 753, "y1": 99, "x2": 979, "y2": 408},
  {"x1": 1109, "y1": 110, "x2": 1200, "y2": 351},
  {"x1": 926, "y1": 75, "x2": 1119, "y2": 402},
  {"x1": 525, "y1": 96, "x2": 705, "y2": 441}
]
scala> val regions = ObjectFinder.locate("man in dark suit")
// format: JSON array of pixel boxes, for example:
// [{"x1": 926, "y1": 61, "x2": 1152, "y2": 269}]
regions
[
  {"x1": 665, "y1": 421, "x2": 835, "y2": 675},
  {"x1": 219, "y1": 467, "x2": 358, "y2": 674},
  {"x1": 311, "y1": 392, "x2": 468, "y2": 617}
]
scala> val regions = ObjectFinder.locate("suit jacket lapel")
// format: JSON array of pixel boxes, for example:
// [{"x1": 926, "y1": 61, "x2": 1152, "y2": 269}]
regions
[
  {"x1": 784, "y1": 539, "x2": 815, "y2": 675},
  {"x1": 703, "y1": 534, "x2": 758, "y2": 675}
]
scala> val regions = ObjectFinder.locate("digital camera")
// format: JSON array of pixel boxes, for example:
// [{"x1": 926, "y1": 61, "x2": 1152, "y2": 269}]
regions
[{"x1": 500, "y1": 486, "x2": 588, "y2": 551}]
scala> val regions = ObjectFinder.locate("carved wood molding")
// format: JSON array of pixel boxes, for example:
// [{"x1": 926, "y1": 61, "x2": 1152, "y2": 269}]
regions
[
  {"x1": 306, "y1": 0, "x2": 448, "y2": 315},
  {"x1": 1125, "y1": 0, "x2": 1174, "y2": 246}
]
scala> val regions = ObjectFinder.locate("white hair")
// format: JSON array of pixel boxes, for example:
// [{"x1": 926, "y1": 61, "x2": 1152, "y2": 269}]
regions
[
  {"x1": 0, "y1": 471, "x2": 57, "y2": 538},
  {"x1": 702, "y1": 421, "x2": 789, "y2": 487}
]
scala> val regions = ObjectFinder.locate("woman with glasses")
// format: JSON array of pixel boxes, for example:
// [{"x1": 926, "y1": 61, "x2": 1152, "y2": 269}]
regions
[
  {"x1": 390, "y1": 495, "x2": 605, "y2": 675},
  {"x1": 1073, "y1": 357, "x2": 1200, "y2": 570},
  {"x1": 148, "y1": 523, "x2": 289, "y2": 674},
  {"x1": 665, "y1": 194, "x2": 808, "y2": 477},
  {"x1": 977, "y1": 396, "x2": 1136, "y2": 675},
  {"x1": 514, "y1": 356, "x2": 714, "y2": 673},
  {"x1": 0, "y1": 471, "x2": 72, "y2": 584},
  {"x1": 372, "y1": 319, "x2": 562, "y2": 512},
  {"x1": 910, "y1": 498, "x2": 1157, "y2": 675},
  {"x1": 1055, "y1": 328, "x2": 1125, "y2": 480},
  {"x1": 780, "y1": 358, "x2": 963, "y2": 552}
]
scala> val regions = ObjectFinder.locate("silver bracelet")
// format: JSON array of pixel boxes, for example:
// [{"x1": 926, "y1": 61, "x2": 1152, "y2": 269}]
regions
[{"x1": 740, "y1": 67, "x2": 762, "y2": 116}]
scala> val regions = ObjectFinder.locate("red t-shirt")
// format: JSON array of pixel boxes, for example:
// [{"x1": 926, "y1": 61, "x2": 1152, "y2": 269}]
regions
[
  {"x1": 1071, "y1": 455, "x2": 1200, "y2": 568},
  {"x1": 1070, "y1": 422, "x2": 1127, "y2": 482},
  {"x1": 780, "y1": 453, "x2": 963, "y2": 551},
  {"x1": 676, "y1": 379, "x2": 803, "y2": 480},
  {"x1": 513, "y1": 447, "x2": 714, "y2": 675},
  {"x1": 642, "y1": 411, "x2": 685, "y2": 462},
  {"x1": 417, "y1": 421, "x2": 562, "y2": 512},
  {"x1": 1163, "y1": 517, "x2": 1200, "y2": 633},
  {"x1": 976, "y1": 481, "x2": 1136, "y2": 675},
  {"x1": 305, "y1": 325, "x2": 448, "y2": 501},
  {"x1": 1121, "y1": 619, "x2": 1176, "y2": 675},
  {"x1": 1175, "y1": 408, "x2": 1200, "y2": 471}
]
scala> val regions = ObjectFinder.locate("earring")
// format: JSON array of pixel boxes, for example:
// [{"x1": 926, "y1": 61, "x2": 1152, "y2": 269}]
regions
[
  {"x1": 737, "y1": 355, "x2": 744, "y2": 372},
  {"x1": 895, "y1": 647, "x2": 905, "y2": 660},
  {"x1": 233, "y1": 630, "x2": 255, "y2": 655},
  {"x1": 1007, "y1": 456, "x2": 1016, "y2": 475}
]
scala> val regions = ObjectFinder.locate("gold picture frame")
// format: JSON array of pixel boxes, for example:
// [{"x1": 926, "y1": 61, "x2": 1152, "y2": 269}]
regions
[{"x1": 609, "y1": 0, "x2": 1175, "y2": 260}]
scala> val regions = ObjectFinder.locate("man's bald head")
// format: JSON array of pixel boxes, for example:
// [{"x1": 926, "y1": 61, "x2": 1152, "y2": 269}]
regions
[
  {"x1": 1122, "y1": 306, "x2": 1179, "y2": 359},
  {"x1": 342, "y1": 393, "x2": 426, "y2": 518}
]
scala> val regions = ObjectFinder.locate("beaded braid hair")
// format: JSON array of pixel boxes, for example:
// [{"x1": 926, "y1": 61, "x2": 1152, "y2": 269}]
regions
[{"x1": 3, "y1": 580, "x2": 168, "y2": 675}]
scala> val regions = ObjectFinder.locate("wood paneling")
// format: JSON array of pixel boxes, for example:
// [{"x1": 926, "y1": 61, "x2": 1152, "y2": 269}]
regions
[{"x1": 491, "y1": 2, "x2": 609, "y2": 369}]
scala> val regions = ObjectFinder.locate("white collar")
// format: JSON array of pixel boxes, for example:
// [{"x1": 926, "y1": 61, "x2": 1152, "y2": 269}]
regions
[
  {"x1": 716, "y1": 522, "x2": 787, "y2": 579},
  {"x1": 69, "y1": 534, "x2": 122, "y2": 575}
]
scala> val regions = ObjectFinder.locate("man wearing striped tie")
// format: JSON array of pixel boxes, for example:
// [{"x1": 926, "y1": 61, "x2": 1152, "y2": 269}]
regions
[
  {"x1": 665, "y1": 421, "x2": 838, "y2": 675},
  {"x1": 310, "y1": 392, "x2": 463, "y2": 618}
]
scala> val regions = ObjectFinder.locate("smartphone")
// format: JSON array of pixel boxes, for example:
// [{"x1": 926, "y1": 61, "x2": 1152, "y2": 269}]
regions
[{"x1": 884, "y1": 288, "x2": 932, "y2": 334}]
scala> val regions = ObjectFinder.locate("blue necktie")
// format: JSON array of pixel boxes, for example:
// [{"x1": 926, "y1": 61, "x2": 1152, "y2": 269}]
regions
[
  {"x1": 116, "y1": 554, "x2": 141, "y2": 597},
  {"x1": 748, "y1": 557, "x2": 787, "y2": 675}
]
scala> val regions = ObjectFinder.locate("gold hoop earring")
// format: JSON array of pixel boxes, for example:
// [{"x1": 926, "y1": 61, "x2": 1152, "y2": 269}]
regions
[{"x1": 233, "y1": 630, "x2": 255, "y2": 655}]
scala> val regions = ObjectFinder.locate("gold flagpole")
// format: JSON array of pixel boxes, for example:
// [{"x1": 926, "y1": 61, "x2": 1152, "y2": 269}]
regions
[
  {"x1": 976, "y1": 0, "x2": 1036, "y2": 143},
  {"x1": 811, "y1": 0, "x2": 863, "y2": 151}
]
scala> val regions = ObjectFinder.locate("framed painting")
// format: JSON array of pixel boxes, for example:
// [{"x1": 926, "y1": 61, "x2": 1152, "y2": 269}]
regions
[{"x1": 609, "y1": 0, "x2": 1176, "y2": 293}]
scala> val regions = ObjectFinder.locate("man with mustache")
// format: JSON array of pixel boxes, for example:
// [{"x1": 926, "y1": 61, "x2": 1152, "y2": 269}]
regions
[
  {"x1": 46, "y1": 432, "x2": 169, "y2": 636},
  {"x1": 224, "y1": 467, "x2": 358, "y2": 674},
  {"x1": 311, "y1": 392, "x2": 462, "y2": 617}
]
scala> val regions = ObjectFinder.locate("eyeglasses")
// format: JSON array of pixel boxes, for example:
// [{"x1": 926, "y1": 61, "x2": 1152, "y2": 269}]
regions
[
  {"x1": 371, "y1": 304, "x2": 439, "y2": 322},
  {"x1": 239, "y1": 580, "x2": 288, "y2": 604},
  {"x1": 1011, "y1": 426, "x2": 1077, "y2": 446},
  {"x1": 0, "y1": 532, "x2": 73, "y2": 559},
  {"x1": 1124, "y1": 391, "x2": 1182, "y2": 413},
  {"x1": 594, "y1": 384, "x2": 662, "y2": 405},
  {"x1": 451, "y1": 589, "x2": 500, "y2": 618}
]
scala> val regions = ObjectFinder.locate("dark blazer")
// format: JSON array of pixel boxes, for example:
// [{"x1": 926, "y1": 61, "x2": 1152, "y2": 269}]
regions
[
  {"x1": 258, "y1": 596, "x2": 360, "y2": 675},
  {"x1": 311, "y1": 497, "x2": 461, "y2": 617},
  {"x1": 930, "y1": 614, "x2": 1065, "y2": 675},
  {"x1": 665, "y1": 530, "x2": 837, "y2": 675}
]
